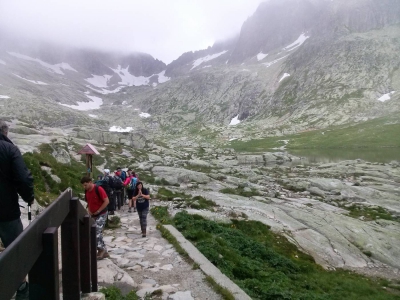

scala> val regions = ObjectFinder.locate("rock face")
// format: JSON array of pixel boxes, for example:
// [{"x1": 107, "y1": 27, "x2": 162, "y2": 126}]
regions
[
  {"x1": 152, "y1": 166, "x2": 210, "y2": 185},
  {"x1": 1, "y1": 0, "x2": 400, "y2": 136}
]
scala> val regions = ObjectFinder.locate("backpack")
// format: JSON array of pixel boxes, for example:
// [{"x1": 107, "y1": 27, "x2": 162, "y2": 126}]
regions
[
  {"x1": 120, "y1": 171, "x2": 127, "y2": 181},
  {"x1": 113, "y1": 176, "x2": 123, "y2": 190},
  {"x1": 127, "y1": 177, "x2": 137, "y2": 190},
  {"x1": 97, "y1": 175, "x2": 112, "y2": 196}
]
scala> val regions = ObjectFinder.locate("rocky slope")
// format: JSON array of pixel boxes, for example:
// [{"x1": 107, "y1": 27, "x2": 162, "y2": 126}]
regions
[{"x1": 1, "y1": 0, "x2": 400, "y2": 139}]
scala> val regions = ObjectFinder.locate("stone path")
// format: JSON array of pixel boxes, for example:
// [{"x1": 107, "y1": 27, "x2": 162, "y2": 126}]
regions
[{"x1": 99, "y1": 202, "x2": 222, "y2": 300}]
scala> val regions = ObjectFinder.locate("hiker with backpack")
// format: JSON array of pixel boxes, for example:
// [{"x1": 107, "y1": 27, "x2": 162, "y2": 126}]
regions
[
  {"x1": 113, "y1": 171, "x2": 124, "y2": 210},
  {"x1": 81, "y1": 176, "x2": 110, "y2": 260},
  {"x1": 0, "y1": 120, "x2": 34, "y2": 299},
  {"x1": 125, "y1": 172, "x2": 138, "y2": 213},
  {"x1": 117, "y1": 167, "x2": 127, "y2": 203},
  {"x1": 100, "y1": 169, "x2": 115, "y2": 215},
  {"x1": 131, "y1": 181, "x2": 151, "y2": 237}
]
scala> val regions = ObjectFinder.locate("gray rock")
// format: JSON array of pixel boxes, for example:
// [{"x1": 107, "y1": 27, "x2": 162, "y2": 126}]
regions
[
  {"x1": 168, "y1": 291, "x2": 194, "y2": 300},
  {"x1": 152, "y1": 166, "x2": 210, "y2": 185}
]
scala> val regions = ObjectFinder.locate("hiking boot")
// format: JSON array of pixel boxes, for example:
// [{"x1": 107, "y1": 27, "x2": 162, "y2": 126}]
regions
[
  {"x1": 109, "y1": 211, "x2": 115, "y2": 215},
  {"x1": 128, "y1": 208, "x2": 132, "y2": 213},
  {"x1": 16, "y1": 282, "x2": 29, "y2": 300},
  {"x1": 133, "y1": 208, "x2": 137, "y2": 212},
  {"x1": 97, "y1": 249, "x2": 109, "y2": 260}
]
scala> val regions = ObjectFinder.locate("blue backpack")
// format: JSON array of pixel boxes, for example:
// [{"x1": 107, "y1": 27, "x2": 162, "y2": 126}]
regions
[{"x1": 127, "y1": 177, "x2": 137, "y2": 190}]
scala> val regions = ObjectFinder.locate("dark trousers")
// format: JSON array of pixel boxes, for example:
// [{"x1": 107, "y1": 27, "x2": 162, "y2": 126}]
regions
[
  {"x1": 115, "y1": 190, "x2": 123, "y2": 210},
  {"x1": 137, "y1": 207, "x2": 149, "y2": 233},
  {"x1": 0, "y1": 218, "x2": 23, "y2": 247},
  {"x1": 107, "y1": 191, "x2": 115, "y2": 212}
]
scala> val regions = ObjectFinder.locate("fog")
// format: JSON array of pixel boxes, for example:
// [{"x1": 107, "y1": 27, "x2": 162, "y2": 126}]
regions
[{"x1": 0, "y1": 0, "x2": 264, "y2": 64}]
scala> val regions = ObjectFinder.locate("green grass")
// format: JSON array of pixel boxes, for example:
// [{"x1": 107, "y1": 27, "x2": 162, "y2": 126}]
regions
[
  {"x1": 99, "y1": 285, "x2": 138, "y2": 300},
  {"x1": 341, "y1": 204, "x2": 399, "y2": 222},
  {"x1": 169, "y1": 211, "x2": 399, "y2": 300},
  {"x1": 229, "y1": 115, "x2": 400, "y2": 152},
  {"x1": 23, "y1": 143, "x2": 98, "y2": 206},
  {"x1": 156, "y1": 188, "x2": 217, "y2": 210}
]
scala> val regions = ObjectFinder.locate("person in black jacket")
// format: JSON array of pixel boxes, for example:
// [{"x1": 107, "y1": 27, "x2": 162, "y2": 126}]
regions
[{"x1": 0, "y1": 120, "x2": 34, "y2": 300}]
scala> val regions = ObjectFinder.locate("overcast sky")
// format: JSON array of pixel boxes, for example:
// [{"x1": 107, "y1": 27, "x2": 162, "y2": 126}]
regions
[{"x1": 0, "y1": 0, "x2": 264, "y2": 64}]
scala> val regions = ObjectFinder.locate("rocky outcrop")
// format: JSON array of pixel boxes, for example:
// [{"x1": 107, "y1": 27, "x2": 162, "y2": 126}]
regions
[{"x1": 152, "y1": 166, "x2": 211, "y2": 185}]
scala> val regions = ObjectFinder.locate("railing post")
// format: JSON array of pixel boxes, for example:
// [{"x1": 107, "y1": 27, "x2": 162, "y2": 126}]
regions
[
  {"x1": 61, "y1": 197, "x2": 81, "y2": 300},
  {"x1": 29, "y1": 227, "x2": 60, "y2": 300},
  {"x1": 80, "y1": 215, "x2": 91, "y2": 293},
  {"x1": 90, "y1": 223, "x2": 98, "y2": 292}
]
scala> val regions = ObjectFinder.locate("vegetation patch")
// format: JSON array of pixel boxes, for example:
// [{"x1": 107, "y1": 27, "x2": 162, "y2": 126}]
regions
[
  {"x1": 229, "y1": 114, "x2": 400, "y2": 153},
  {"x1": 339, "y1": 203, "x2": 399, "y2": 222},
  {"x1": 23, "y1": 143, "x2": 95, "y2": 206},
  {"x1": 156, "y1": 188, "x2": 217, "y2": 210},
  {"x1": 169, "y1": 211, "x2": 398, "y2": 300},
  {"x1": 106, "y1": 215, "x2": 121, "y2": 229},
  {"x1": 99, "y1": 285, "x2": 138, "y2": 300}
]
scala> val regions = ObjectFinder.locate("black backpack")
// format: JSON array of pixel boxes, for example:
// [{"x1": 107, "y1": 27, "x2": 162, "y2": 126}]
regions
[
  {"x1": 97, "y1": 175, "x2": 112, "y2": 196},
  {"x1": 113, "y1": 176, "x2": 123, "y2": 190}
]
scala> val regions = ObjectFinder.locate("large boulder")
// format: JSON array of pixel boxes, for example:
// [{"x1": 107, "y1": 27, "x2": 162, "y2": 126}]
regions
[
  {"x1": 97, "y1": 259, "x2": 136, "y2": 295},
  {"x1": 51, "y1": 145, "x2": 71, "y2": 165},
  {"x1": 152, "y1": 166, "x2": 210, "y2": 185}
]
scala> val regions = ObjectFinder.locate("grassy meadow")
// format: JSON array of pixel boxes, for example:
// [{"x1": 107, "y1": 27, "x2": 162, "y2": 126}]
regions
[
  {"x1": 229, "y1": 115, "x2": 400, "y2": 153},
  {"x1": 151, "y1": 208, "x2": 400, "y2": 300}
]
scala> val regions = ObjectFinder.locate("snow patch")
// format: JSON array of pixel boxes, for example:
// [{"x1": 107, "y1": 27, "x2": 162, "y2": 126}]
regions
[
  {"x1": 88, "y1": 114, "x2": 98, "y2": 118},
  {"x1": 191, "y1": 51, "x2": 228, "y2": 70},
  {"x1": 378, "y1": 91, "x2": 395, "y2": 102},
  {"x1": 60, "y1": 94, "x2": 103, "y2": 111},
  {"x1": 279, "y1": 73, "x2": 291, "y2": 82},
  {"x1": 283, "y1": 33, "x2": 310, "y2": 51},
  {"x1": 109, "y1": 126, "x2": 133, "y2": 132},
  {"x1": 86, "y1": 85, "x2": 124, "y2": 95},
  {"x1": 13, "y1": 74, "x2": 48, "y2": 85},
  {"x1": 229, "y1": 115, "x2": 241, "y2": 126},
  {"x1": 263, "y1": 55, "x2": 289, "y2": 68},
  {"x1": 0, "y1": 95, "x2": 10, "y2": 99},
  {"x1": 122, "y1": 101, "x2": 128, "y2": 105},
  {"x1": 157, "y1": 70, "x2": 170, "y2": 84},
  {"x1": 8, "y1": 52, "x2": 77, "y2": 75},
  {"x1": 257, "y1": 52, "x2": 268, "y2": 61},
  {"x1": 112, "y1": 65, "x2": 149, "y2": 86},
  {"x1": 0, "y1": 59, "x2": 6, "y2": 65},
  {"x1": 85, "y1": 74, "x2": 113, "y2": 88},
  {"x1": 139, "y1": 112, "x2": 151, "y2": 118}
]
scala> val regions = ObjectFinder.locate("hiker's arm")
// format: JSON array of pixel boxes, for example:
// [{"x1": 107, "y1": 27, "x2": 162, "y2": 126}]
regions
[
  {"x1": 140, "y1": 189, "x2": 150, "y2": 200},
  {"x1": 93, "y1": 197, "x2": 109, "y2": 215},
  {"x1": 10, "y1": 146, "x2": 34, "y2": 204}
]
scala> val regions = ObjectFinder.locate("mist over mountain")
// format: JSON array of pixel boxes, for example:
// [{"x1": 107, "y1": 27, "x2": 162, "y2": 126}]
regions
[{"x1": 0, "y1": 0, "x2": 399, "y2": 138}]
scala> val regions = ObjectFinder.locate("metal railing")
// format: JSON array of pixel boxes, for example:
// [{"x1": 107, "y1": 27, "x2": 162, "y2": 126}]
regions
[{"x1": 0, "y1": 189, "x2": 98, "y2": 300}]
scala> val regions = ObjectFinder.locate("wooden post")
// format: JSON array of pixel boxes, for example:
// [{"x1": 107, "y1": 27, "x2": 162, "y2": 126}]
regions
[
  {"x1": 90, "y1": 223, "x2": 98, "y2": 292},
  {"x1": 29, "y1": 227, "x2": 60, "y2": 300},
  {"x1": 80, "y1": 215, "x2": 91, "y2": 293},
  {"x1": 61, "y1": 197, "x2": 81, "y2": 300}
]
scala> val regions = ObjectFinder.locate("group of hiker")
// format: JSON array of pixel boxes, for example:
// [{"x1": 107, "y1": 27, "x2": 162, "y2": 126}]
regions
[
  {"x1": 81, "y1": 167, "x2": 151, "y2": 260},
  {"x1": 0, "y1": 119, "x2": 151, "y2": 299}
]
